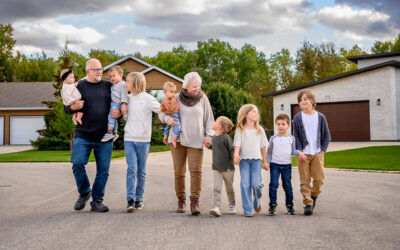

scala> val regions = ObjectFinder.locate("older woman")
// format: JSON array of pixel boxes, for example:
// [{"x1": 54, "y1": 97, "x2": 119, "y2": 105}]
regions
[{"x1": 161, "y1": 72, "x2": 214, "y2": 215}]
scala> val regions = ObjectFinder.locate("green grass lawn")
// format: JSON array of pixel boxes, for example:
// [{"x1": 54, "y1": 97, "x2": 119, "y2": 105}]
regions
[
  {"x1": 0, "y1": 145, "x2": 170, "y2": 162},
  {"x1": 291, "y1": 146, "x2": 400, "y2": 171}
]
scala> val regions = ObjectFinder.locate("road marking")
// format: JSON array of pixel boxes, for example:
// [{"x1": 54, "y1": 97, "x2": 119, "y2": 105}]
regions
[{"x1": 31, "y1": 186, "x2": 77, "y2": 206}]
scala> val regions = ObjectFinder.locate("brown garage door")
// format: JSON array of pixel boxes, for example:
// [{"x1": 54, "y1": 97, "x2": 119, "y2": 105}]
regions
[{"x1": 291, "y1": 101, "x2": 370, "y2": 141}]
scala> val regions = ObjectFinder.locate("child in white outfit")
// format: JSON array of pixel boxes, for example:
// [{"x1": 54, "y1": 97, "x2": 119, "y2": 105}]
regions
[{"x1": 60, "y1": 69, "x2": 83, "y2": 125}]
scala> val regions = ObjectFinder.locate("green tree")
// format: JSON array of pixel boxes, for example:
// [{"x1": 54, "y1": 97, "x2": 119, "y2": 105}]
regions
[
  {"x1": 0, "y1": 24, "x2": 16, "y2": 82},
  {"x1": 340, "y1": 44, "x2": 367, "y2": 71},
  {"x1": 268, "y1": 48, "x2": 294, "y2": 89}
]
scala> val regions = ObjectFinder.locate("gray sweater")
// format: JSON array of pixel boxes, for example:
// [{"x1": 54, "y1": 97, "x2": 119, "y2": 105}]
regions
[
  {"x1": 293, "y1": 111, "x2": 331, "y2": 152},
  {"x1": 209, "y1": 133, "x2": 235, "y2": 172}
]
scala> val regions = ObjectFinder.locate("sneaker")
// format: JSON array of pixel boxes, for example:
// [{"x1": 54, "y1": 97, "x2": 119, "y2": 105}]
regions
[
  {"x1": 113, "y1": 133, "x2": 119, "y2": 142},
  {"x1": 286, "y1": 205, "x2": 296, "y2": 215},
  {"x1": 228, "y1": 206, "x2": 236, "y2": 214},
  {"x1": 304, "y1": 205, "x2": 313, "y2": 216},
  {"x1": 74, "y1": 191, "x2": 91, "y2": 211},
  {"x1": 209, "y1": 207, "x2": 221, "y2": 217},
  {"x1": 127, "y1": 199, "x2": 135, "y2": 213},
  {"x1": 101, "y1": 131, "x2": 114, "y2": 142},
  {"x1": 135, "y1": 201, "x2": 144, "y2": 210},
  {"x1": 311, "y1": 196, "x2": 317, "y2": 209},
  {"x1": 268, "y1": 204, "x2": 277, "y2": 216},
  {"x1": 245, "y1": 214, "x2": 254, "y2": 217},
  {"x1": 255, "y1": 205, "x2": 262, "y2": 213},
  {"x1": 90, "y1": 200, "x2": 109, "y2": 212}
]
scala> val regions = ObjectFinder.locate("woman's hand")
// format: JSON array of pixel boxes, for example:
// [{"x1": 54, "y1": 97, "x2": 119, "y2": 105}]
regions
[
  {"x1": 167, "y1": 117, "x2": 178, "y2": 126},
  {"x1": 111, "y1": 108, "x2": 121, "y2": 119},
  {"x1": 70, "y1": 100, "x2": 84, "y2": 110}
]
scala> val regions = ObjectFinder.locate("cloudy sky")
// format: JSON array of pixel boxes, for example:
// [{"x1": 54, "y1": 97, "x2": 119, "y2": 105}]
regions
[{"x1": 1, "y1": 0, "x2": 399, "y2": 58}]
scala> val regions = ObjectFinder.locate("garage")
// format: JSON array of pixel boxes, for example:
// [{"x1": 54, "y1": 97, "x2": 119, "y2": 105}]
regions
[
  {"x1": 0, "y1": 116, "x2": 4, "y2": 145},
  {"x1": 10, "y1": 116, "x2": 45, "y2": 145},
  {"x1": 291, "y1": 101, "x2": 370, "y2": 141}
]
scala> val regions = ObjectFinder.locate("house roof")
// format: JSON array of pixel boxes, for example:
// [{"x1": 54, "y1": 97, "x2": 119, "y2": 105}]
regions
[
  {"x1": 347, "y1": 51, "x2": 400, "y2": 63},
  {"x1": 262, "y1": 60, "x2": 400, "y2": 98},
  {"x1": 141, "y1": 66, "x2": 184, "y2": 83},
  {"x1": 103, "y1": 54, "x2": 153, "y2": 71},
  {"x1": 0, "y1": 82, "x2": 55, "y2": 110}
]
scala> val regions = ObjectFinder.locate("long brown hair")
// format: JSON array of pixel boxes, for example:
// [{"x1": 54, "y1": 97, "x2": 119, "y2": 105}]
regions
[{"x1": 236, "y1": 104, "x2": 262, "y2": 135}]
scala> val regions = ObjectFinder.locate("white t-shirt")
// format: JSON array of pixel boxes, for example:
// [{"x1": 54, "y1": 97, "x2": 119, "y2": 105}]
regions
[
  {"x1": 301, "y1": 111, "x2": 321, "y2": 155},
  {"x1": 233, "y1": 127, "x2": 268, "y2": 160},
  {"x1": 271, "y1": 136, "x2": 296, "y2": 165}
]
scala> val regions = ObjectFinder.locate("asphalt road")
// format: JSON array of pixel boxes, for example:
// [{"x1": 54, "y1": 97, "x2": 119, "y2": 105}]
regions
[{"x1": 0, "y1": 150, "x2": 399, "y2": 250}]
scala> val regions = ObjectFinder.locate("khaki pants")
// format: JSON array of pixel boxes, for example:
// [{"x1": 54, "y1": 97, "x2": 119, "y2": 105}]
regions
[
  {"x1": 213, "y1": 170, "x2": 235, "y2": 208},
  {"x1": 170, "y1": 142, "x2": 203, "y2": 198},
  {"x1": 298, "y1": 151, "x2": 325, "y2": 205}
]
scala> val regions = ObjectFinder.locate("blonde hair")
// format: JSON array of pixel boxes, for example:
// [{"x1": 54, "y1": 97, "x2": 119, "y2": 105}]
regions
[
  {"x1": 126, "y1": 72, "x2": 146, "y2": 93},
  {"x1": 183, "y1": 72, "x2": 201, "y2": 89},
  {"x1": 109, "y1": 65, "x2": 123, "y2": 75},
  {"x1": 163, "y1": 81, "x2": 176, "y2": 91},
  {"x1": 217, "y1": 116, "x2": 234, "y2": 133},
  {"x1": 297, "y1": 89, "x2": 316, "y2": 109},
  {"x1": 236, "y1": 104, "x2": 262, "y2": 135}
]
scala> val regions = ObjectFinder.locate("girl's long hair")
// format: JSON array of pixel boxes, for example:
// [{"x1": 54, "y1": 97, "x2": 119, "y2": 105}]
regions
[{"x1": 236, "y1": 104, "x2": 262, "y2": 135}]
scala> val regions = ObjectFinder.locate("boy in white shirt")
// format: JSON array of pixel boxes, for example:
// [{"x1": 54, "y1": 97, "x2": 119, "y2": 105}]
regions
[{"x1": 264, "y1": 114, "x2": 305, "y2": 215}]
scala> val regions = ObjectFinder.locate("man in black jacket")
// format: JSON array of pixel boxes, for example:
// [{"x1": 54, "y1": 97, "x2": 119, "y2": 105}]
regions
[{"x1": 64, "y1": 58, "x2": 120, "y2": 212}]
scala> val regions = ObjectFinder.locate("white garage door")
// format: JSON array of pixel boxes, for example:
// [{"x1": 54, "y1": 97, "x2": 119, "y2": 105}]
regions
[
  {"x1": 0, "y1": 116, "x2": 4, "y2": 145},
  {"x1": 10, "y1": 116, "x2": 45, "y2": 145}
]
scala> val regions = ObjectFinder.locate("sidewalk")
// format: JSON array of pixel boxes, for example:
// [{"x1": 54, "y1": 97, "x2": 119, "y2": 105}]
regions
[{"x1": 0, "y1": 145, "x2": 33, "y2": 154}]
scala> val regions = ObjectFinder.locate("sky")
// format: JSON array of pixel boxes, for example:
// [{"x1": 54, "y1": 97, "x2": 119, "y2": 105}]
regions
[{"x1": 1, "y1": 0, "x2": 399, "y2": 59}]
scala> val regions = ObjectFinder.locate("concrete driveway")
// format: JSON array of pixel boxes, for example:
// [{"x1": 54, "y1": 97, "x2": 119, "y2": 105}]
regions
[{"x1": 0, "y1": 149, "x2": 399, "y2": 250}]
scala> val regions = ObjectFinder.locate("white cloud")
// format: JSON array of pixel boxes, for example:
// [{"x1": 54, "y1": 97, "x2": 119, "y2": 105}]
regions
[
  {"x1": 13, "y1": 20, "x2": 106, "y2": 55},
  {"x1": 112, "y1": 24, "x2": 135, "y2": 33},
  {"x1": 125, "y1": 38, "x2": 150, "y2": 46},
  {"x1": 313, "y1": 5, "x2": 399, "y2": 41}
]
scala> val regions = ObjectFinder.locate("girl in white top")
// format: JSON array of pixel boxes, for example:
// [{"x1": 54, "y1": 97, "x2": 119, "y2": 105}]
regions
[
  {"x1": 233, "y1": 104, "x2": 268, "y2": 217},
  {"x1": 124, "y1": 72, "x2": 162, "y2": 212}
]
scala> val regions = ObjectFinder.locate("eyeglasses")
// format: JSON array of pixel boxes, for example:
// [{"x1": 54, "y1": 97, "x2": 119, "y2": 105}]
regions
[{"x1": 88, "y1": 68, "x2": 103, "y2": 72}]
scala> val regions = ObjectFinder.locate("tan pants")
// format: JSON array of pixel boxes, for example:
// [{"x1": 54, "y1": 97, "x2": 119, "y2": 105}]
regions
[
  {"x1": 213, "y1": 170, "x2": 235, "y2": 208},
  {"x1": 298, "y1": 151, "x2": 325, "y2": 205},
  {"x1": 170, "y1": 142, "x2": 203, "y2": 198}
]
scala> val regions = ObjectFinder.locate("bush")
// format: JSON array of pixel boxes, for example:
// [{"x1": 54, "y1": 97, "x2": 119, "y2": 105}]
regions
[{"x1": 31, "y1": 136, "x2": 70, "y2": 151}]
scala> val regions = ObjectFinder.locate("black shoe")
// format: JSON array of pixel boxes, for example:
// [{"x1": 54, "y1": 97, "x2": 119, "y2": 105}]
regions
[
  {"x1": 74, "y1": 191, "x2": 91, "y2": 211},
  {"x1": 268, "y1": 204, "x2": 277, "y2": 216},
  {"x1": 311, "y1": 196, "x2": 317, "y2": 209},
  {"x1": 135, "y1": 201, "x2": 144, "y2": 210},
  {"x1": 90, "y1": 200, "x2": 109, "y2": 212},
  {"x1": 304, "y1": 205, "x2": 313, "y2": 216},
  {"x1": 286, "y1": 205, "x2": 296, "y2": 215},
  {"x1": 127, "y1": 199, "x2": 135, "y2": 213}
]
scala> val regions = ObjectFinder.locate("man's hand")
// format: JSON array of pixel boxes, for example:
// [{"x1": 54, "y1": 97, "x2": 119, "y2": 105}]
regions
[
  {"x1": 70, "y1": 100, "x2": 84, "y2": 110},
  {"x1": 111, "y1": 108, "x2": 121, "y2": 119}
]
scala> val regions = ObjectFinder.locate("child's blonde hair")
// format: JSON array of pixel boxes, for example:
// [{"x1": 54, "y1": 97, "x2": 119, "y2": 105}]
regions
[
  {"x1": 217, "y1": 116, "x2": 234, "y2": 133},
  {"x1": 236, "y1": 104, "x2": 262, "y2": 135},
  {"x1": 297, "y1": 89, "x2": 316, "y2": 109},
  {"x1": 126, "y1": 72, "x2": 146, "y2": 93},
  {"x1": 109, "y1": 65, "x2": 123, "y2": 75},
  {"x1": 163, "y1": 81, "x2": 176, "y2": 91}
]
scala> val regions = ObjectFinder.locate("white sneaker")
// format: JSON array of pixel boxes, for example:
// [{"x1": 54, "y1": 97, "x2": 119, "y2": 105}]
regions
[
  {"x1": 209, "y1": 207, "x2": 221, "y2": 217},
  {"x1": 113, "y1": 133, "x2": 119, "y2": 142},
  {"x1": 228, "y1": 206, "x2": 236, "y2": 214}
]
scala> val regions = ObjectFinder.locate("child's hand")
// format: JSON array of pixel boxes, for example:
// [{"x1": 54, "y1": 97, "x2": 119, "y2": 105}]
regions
[
  {"x1": 262, "y1": 163, "x2": 269, "y2": 171},
  {"x1": 121, "y1": 103, "x2": 127, "y2": 115},
  {"x1": 203, "y1": 138, "x2": 211, "y2": 148},
  {"x1": 75, "y1": 81, "x2": 79, "y2": 87},
  {"x1": 298, "y1": 151, "x2": 307, "y2": 161},
  {"x1": 234, "y1": 155, "x2": 241, "y2": 164}
]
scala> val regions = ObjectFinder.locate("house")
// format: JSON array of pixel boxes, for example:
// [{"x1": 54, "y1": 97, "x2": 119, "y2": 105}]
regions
[
  {"x1": 263, "y1": 51, "x2": 400, "y2": 141},
  {"x1": 0, "y1": 55, "x2": 184, "y2": 145}
]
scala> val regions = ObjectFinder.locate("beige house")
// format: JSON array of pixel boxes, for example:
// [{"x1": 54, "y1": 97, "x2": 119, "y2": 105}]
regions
[{"x1": 0, "y1": 55, "x2": 184, "y2": 145}]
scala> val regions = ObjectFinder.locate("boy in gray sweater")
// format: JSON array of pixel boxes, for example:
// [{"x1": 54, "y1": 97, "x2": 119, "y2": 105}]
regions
[{"x1": 206, "y1": 116, "x2": 236, "y2": 217}]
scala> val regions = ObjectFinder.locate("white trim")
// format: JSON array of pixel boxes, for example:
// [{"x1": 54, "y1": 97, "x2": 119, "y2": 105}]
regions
[
  {"x1": 103, "y1": 55, "x2": 152, "y2": 71},
  {"x1": 0, "y1": 107, "x2": 52, "y2": 111},
  {"x1": 141, "y1": 66, "x2": 184, "y2": 83}
]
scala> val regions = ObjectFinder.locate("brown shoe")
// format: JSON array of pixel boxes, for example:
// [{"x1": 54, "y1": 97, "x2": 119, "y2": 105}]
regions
[
  {"x1": 190, "y1": 196, "x2": 200, "y2": 216},
  {"x1": 177, "y1": 196, "x2": 186, "y2": 213}
]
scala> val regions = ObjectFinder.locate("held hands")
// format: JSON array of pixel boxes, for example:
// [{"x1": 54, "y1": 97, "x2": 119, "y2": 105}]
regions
[
  {"x1": 262, "y1": 162, "x2": 269, "y2": 171},
  {"x1": 203, "y1": 138, "x2": 211, "y2": 148},
  {"x1": 234, "y1": 155, "x2": 241, "y2": 165},
  {"x1": 121, "y1": 103, "x2": 127, "y2": 115},
  {"x1": 297, "y1": 151, "x2": 307, "y2": 161}
]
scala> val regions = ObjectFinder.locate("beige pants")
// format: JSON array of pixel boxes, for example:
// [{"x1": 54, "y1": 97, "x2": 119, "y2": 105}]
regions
[
  {"x1": 170, "y1": 142, "x2": 203, "y2": 198},
  {"x1": 298, "y1": 151, "x2": 325, "y2": 205},
  {"x1": 213, "y1": 170, "x2": 235, "y2": 208}
]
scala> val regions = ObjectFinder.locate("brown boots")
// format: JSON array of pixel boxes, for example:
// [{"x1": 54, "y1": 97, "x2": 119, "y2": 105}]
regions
[
  {"x1": 177, "y1": 196, "x2": 186, "y2": 213},
  {"x1": 190, "y1": 196, "x2": 200, "y2": 216}
]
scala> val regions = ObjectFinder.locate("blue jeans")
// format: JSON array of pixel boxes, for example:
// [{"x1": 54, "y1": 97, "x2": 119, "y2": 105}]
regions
[
  {"x1": 108, "y1": 101, "x2": 121, "y2": 132},
  {"x1": 239, "y1": 159, "x2": 263, "y2": 216},
  {"x1": 125, "y1": 141, "x2": 150, "y2": 201},
  {"x1": 269, "y1": 162, "x2": 293, "y2": 206},
  {"x1": 163, "y1": 112, "x2": 181, "y2": 136},
  {"x1": 70, "y1": 137, "x2": 113, "y2": 203}
]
